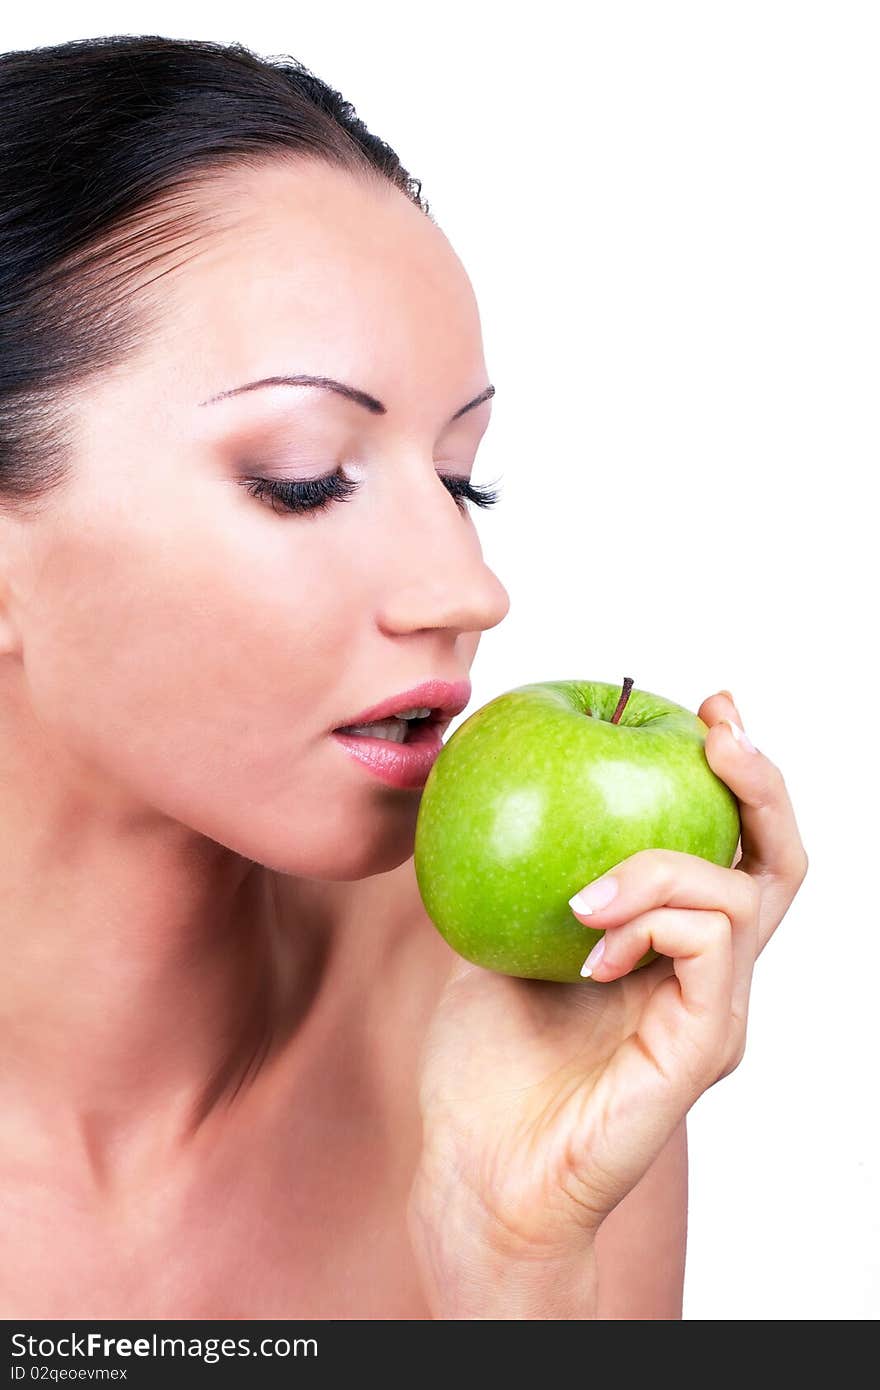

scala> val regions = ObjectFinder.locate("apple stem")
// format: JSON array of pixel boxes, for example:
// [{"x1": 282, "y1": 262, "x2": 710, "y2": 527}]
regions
[{"x1": 610, "y1": 676, "x2": 634, "y2": 724}]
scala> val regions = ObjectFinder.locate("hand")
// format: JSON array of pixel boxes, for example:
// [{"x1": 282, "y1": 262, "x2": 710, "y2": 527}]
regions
[{"x1": 407, "y1": 691, "x2": 809, "y2": 1318}]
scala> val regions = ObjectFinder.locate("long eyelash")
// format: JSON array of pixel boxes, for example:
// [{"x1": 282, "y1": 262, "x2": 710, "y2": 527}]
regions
[
  {"x1": 438, "y1": 471, "x2": 504, "y2": 513},
  {"x1": 240, "y1": 472, "x2": 359, "y2": 518},
  {"x1": 240, "y1": 470, "x2": 503, "y2": 518}
]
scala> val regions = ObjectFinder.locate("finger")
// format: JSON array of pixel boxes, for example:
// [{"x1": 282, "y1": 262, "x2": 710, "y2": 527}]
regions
[
  {"x1": 583, "y1": 901, "x2": 752, "y2": 1076},
  {"x1": 584, "y1": 904, "x2": 734, "y2": 1028},
  {"x1": 698, "y1": 692, "x2": 809, "y2": 948},
  {"x1": 699, "y1": 692, "x2": 745, "y2": 865},
  {"x1": 562, "y1": 909, "x2": 734, "y2": 1217},
  {"x1": 568, "y1": 846, "x2": 758, "y2": 943},
  {"x1": 699, "y1": 689, "x2": 743, "y2": 727},
  {"x1": 571, "y1": 846, "x2": 758, "y2": 1023}
]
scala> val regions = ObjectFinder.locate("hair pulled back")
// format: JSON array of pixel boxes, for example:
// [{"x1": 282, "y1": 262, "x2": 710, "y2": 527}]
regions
[{"x1": 0, "y1": 34, "x2": 431, "y2": 512}]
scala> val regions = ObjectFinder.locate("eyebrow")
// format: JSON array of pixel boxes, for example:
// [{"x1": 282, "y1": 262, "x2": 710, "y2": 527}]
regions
[{"x1": 197, "y1": 374, "x2": 495, "y2": 423}]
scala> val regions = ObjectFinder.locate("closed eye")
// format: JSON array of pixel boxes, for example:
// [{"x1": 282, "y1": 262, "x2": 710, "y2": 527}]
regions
[{"x1": 239, "y1": 468, "x2": 503, "y2": 518}]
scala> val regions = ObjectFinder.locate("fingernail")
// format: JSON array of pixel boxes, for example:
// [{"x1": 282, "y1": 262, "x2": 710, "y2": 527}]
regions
[
  {"x1": 722, "y1": 718, "x2": 758, "y2": 753},
  {"x1": 580, "y1": 935, "x2": 606, "y2": 978},
  {"x1": 569, "y1": 874, "x2": 619, "y2": 916}
]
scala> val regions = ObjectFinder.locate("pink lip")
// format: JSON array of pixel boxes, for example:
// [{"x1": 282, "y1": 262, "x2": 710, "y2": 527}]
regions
[
  {"x1": 331, "y1": 719, "x2": 447, "y2": 789},
  {"x1": 334, "y1": 677, "x2": 472, "y2": 730}
]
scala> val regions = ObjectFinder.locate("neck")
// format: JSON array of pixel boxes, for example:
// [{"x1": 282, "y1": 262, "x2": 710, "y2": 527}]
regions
[{"x1": 0, "y1": 764, "x2": 352, "y2": 1196}]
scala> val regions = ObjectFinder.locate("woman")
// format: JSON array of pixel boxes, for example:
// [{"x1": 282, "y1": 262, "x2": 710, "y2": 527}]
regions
[{"x1": 0, "y1": 35, "x2": 808, "y2": 1320}]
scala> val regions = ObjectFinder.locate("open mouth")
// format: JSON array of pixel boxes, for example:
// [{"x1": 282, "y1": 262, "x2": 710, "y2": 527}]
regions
[{"x1": 333, "y1": 710, "x2": 444, "y2": 744}]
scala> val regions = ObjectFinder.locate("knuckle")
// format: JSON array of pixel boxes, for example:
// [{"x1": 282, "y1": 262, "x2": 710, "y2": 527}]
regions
[
  {"x1": 721, "y1": 1036, "x2": 747, "y2": 1080},
  {"x1": 631, "y1": 846, "x2": 675, "y2": 889},
  {"x1": 730, "y1": 1031, "x2": 747, "y2": 1069},
  {"x1": 757, "y1": 756, "x2": 785, "y2": 799},
  {"x1": 705, "y1": 1038, "x2": 732, "y2": 1088},
  {"x1": 781, "y1": 846, "x2": 809, "y2": 888},
  {"x1": 632, "y1": 846, "x2": 666, "y2": 870},
  {"x1": 707, "y1": 908, "x2": 732, "y2": 945},
  {"x1": 660, "y1": 846, "x2": 688, "y2": 887},
  {"x1": 736, "y1": 868, "x2": 762, "y2": 913}
]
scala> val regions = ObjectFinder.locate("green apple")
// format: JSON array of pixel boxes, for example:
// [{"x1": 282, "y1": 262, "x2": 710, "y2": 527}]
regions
[{"x1": 414, "y1": 677, "x2": 741, "y2": 983}]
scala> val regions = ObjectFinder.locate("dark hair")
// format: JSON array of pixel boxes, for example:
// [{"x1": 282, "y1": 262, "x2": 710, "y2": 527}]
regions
[{"x1": 0, "y1": 34, "x2": 432, "y2": 514}]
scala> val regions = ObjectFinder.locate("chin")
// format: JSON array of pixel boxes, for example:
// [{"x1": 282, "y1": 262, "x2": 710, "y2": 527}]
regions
[
  {"x1": 238, "y1": 820, "x2": 418, "y2": 883},
  {"x1": 321, "y1": 831, "x2": 418, "y2": 882}
]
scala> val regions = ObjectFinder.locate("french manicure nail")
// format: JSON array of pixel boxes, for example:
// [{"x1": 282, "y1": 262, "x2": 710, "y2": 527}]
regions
[
  {"x1": 569, "y1": 873, "x2": 619, "y2": 916},
  {"x1": 580, "y1": 935, "x2": 606, "y2": 978},
  {"x1": 722, "y1": 718, "x2": 758, "y2": 753}
]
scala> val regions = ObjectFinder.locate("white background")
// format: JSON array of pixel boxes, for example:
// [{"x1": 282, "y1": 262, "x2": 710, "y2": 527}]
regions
[{"x1": 6, "y1": 1, "x2": 877, "y2": 1320}]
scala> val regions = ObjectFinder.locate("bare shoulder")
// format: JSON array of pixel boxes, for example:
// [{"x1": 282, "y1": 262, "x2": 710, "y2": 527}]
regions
[{"x1": 593, "y1": 1116, "x2": 689, "y2": 1319}]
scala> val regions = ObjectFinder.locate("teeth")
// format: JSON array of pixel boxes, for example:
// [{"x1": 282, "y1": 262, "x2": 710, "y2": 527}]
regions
[
  {"x1": 336, "y1": 707, "x2": 434, "y2": 742},
  {"x1": 339, "y1": 720, "x2": 410, "y2": 743}
]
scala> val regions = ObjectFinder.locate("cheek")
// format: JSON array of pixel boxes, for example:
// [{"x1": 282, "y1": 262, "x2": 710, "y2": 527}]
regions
[{"x1": 21, "y1": 517, "x2": 373, "y2": 868}]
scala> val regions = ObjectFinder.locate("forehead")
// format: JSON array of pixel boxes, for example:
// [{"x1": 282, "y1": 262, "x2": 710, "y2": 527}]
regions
[{"x1": 153, "y1": 160, "x2": 483, "y2": 386}]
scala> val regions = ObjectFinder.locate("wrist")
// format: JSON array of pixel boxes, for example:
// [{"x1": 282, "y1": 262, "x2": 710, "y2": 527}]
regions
[
  {"x1": 421, "y1": 1242, "x2": 599, "y2": 1320},
  {"x1": 408, "y1": 1178, "x2": 600, "y2": 1319}
]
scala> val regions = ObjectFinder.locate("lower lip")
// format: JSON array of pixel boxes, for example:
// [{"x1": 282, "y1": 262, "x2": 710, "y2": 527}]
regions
[{"x1": 331, "y1": 720, "x2": 445, "y2": 789}]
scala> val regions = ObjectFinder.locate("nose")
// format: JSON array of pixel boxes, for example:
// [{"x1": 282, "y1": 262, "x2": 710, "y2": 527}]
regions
[{"x1": 375, "y1": 479, "x2": 511, "y2": 639}]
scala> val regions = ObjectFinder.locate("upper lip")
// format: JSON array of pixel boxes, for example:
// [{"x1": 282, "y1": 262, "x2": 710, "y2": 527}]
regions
[{"x1": 334, "y1": 678, "x2": 472, "y2": 730}]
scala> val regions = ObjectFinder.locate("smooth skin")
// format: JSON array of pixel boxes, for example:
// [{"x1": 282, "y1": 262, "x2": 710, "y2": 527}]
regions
[{"x1": 0, "y1": 159, "x2": 807, "y2": 1318}]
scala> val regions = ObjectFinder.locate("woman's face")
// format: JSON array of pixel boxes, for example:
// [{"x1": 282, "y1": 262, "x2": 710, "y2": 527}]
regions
[{"x1": 2, "y1": 160, "x2": 510, "y2": 879}]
